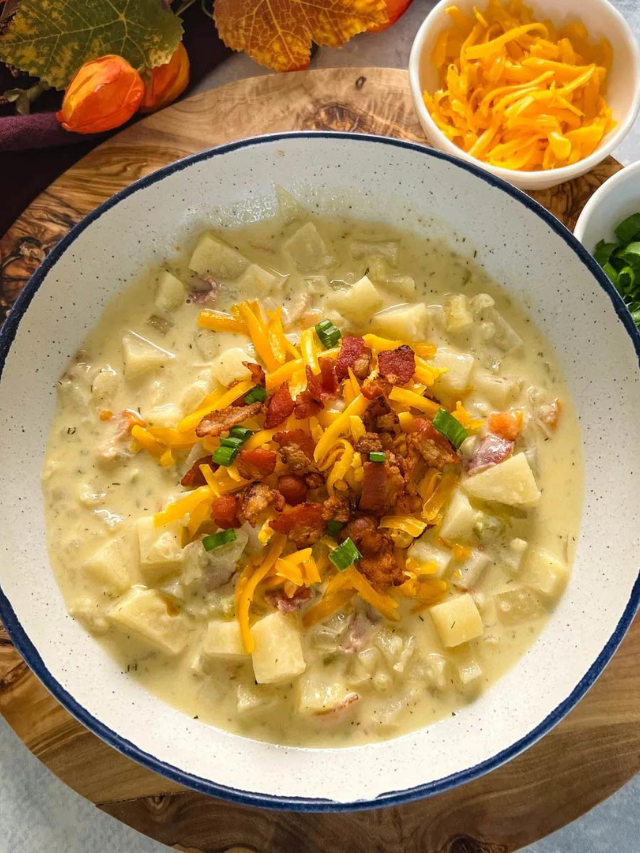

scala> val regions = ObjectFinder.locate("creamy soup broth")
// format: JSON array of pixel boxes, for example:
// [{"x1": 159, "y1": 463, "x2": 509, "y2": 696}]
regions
[{"x1": 42, "y1": 202, "x2": 583, "y2": 747}]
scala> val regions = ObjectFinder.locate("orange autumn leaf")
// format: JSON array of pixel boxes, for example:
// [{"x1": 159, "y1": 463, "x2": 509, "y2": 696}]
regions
[{"x1": 214, "y1": 0, "x2": 389, "y2": 73}]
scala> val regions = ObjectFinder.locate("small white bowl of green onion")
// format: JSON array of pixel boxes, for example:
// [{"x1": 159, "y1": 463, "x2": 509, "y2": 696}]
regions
[{"x1": 575, "y1": 160, "x2": 640, "y2": 326}]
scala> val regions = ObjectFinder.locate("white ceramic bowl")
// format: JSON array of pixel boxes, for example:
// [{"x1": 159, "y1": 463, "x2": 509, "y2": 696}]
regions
[
  {"x1": 2, "y1": 133, "x2": 640, "y2": 811},
  {"x1": 575, "y1": 159, "x2": 640, "y2": 251},
  {"x1": 409, "y1": 0, "x2": 640, "y2": 191}
]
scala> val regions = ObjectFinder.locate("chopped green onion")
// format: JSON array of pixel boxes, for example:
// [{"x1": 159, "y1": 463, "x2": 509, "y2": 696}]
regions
[
  {"x1": 615, "y1": 213, "x2": 640, "y2": 244},
  {"x1": 203, "y1": 529, "x2": 237, "y2": 551},
  {"x1": 315, "y1": 318, "x2": 342, "y2": 349},
  {"x1": 602, "y1": 261, "x2": 619, "y2": 286},
  {"x1": 618, "y1": 265, "x2": 636, "y2": 293},
  {"x1": 213, "y1": 445, "x2": 238, "y2": 467},
  {"x1": 369, "y1": 451, "x2": 386, "y2": 463},
  {"x1": 229, "y1": 426, "x2": 253, "y2": 442},
  {"x1": 327, "y1": 520, "x2": 345, "y2": 537},
  {"x1": 220, "y1": 436, "x2": 244, "y2": 449},
  {"x1": 244, "y1": 385, "x2": 267, "y2": 404},
  {"x1": 617, "y1": 241, "x2": 640, "y2": 271},
  {"x1": 432, "y1": 408, "x2": 469, "y2": 449},
  {"x1": 329, "y1": 537, "x2": 362, "y2": 571},
  {"x1": 594, "y1": 240, "x2": 618, "y2": 266}
]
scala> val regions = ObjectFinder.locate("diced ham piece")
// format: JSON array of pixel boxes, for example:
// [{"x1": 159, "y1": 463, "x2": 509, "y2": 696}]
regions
[
  {"x1": 188, "y1": 277, "x2": 220, "y2": 305},
  {"x1": 270, "y1": 502, "x2": 326, "y2": 547},
  {"x1": 211, "y1": 494, "x2": 241, "y2": 529},
  {"x1": 181, "y1": 455, "x2": 215, "y2": 488},
  {"x1": 340, "y1": 610, "x2": 374, "y2": 653},
  {"x1": 274, "y1": 429, "x2": 317, "y2": 475},
  {"x1": 465, "y1": 434, "x2": 514, "y2": 474},
  {"x1": 196, "y1": 402, "x2": 263, "y2": 437},
  {"x1": 265, "y1": 586, "x2": 312, "y2": 613},
  {"x1": 264, "y1": 383, "x2": 295, "y2": 428},
  {"x1": 407, "y1": 418, "x2": 459, "y2": 469},
  {"x1": 241, "y1": 483, "x2": 285, "y2": 526},
  {"x1": 314, "y1": 692, "x2": 360, "y2": 719},
  {"x1": 235, "y1": 447, "x2": 277, "y2": 481},
  {"x1": 377, "y1": 345, "x2": 415, "y2": 386},
  {"x1": 277, "y1": 474, "x2": 308, "y2": 506},
  {"x1": 359, "y1": 459, "x2": 405, "y2": 514},
  {"x1": 335, "y1": 336, "x2": 372, "y2": 381}
]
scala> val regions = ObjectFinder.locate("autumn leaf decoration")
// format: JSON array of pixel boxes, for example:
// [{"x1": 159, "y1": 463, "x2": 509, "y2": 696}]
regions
[
  {"x1": 215, "y1": 0, "x2": 389, "y2": 72},
  {"x1": 0, "y1": 0, "x2": 183, "y2": 89},
  {"x1": 0, "y1": 0, "x2": 409, "y2": 128}
]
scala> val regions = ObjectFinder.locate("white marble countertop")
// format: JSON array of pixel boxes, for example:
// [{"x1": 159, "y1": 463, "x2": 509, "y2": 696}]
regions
[{"x1": 2, "y1": 1, "x2": 640, "y2": 850}]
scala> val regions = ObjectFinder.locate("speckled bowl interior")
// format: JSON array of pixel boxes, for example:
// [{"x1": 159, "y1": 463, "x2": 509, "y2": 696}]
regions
[{"x1": 1, "y1": 133, "x2": 639, "y2": 811}]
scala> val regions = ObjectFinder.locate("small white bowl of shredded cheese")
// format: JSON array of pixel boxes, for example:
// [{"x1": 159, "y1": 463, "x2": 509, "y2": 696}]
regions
[{"x1": 409, "y1": 0, "x2": 640, "y2": 191}]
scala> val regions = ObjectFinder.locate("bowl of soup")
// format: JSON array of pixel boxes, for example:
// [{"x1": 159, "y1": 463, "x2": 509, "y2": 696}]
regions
[{"x1": 1, "y1": 132, "x2": 639, "y2": 810}]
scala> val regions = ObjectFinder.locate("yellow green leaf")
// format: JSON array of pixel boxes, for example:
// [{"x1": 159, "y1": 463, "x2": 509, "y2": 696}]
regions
[
  {"x1": 214, "y1": 0, "x2": 389, "y2": 73},
  {"x1": 0, "y1": 0, "x2": 183, "y2": 90}
]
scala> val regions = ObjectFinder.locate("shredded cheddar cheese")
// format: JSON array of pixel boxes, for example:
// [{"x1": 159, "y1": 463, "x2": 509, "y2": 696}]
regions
[
  {"x1": 300, "y1": 328, "x2": 320, "y2": 374},
  {"x1": 425, "y1": 1, "x2": 615, "y2": 171},
  {"x1": 380, "y1": 516, "x2": 428, "y2": 537},
  {"x1": 452, "y1": 401, "x2": 485, "y2": 432},
  {"x1": 237, "y1": 301, "x2": 280, "y2": 372},
  {"x1": 237, "y1": 535, "x2": 287, "y2": 652},
  {"x1": 177, "y1": 379, "x2": 254, "y2": 433},
  {"x1": 154, "y1": 485, "x2": 212, "y2": 527},
  {"x1": 314, "y1": 394, "x2": 368, "y2": 463},
  {"x1": 131, "y1": 425, "x2": 165, "y2": 458},
  {"x1": 198, "y1": 309, "x2": 248, "y2": 335},
  {"x1": 389, "y1": 387, "x2": 440, "y2": 417},
  {"x1": 265, "y1": 307, "x2": 288, "y2": 365}
]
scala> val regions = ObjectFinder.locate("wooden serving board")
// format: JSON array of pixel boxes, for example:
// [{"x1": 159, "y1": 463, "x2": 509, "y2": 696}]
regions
[{"x1": 0, "y1": 68, "x2": 632, "y2": 853}]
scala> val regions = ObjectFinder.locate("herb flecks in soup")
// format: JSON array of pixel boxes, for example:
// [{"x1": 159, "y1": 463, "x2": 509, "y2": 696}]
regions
[{"x1": 43, "y1": 207, "x2": 582, "y2": 746}]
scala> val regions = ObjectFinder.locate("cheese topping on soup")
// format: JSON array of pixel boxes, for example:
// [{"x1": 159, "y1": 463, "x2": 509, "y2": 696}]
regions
[{"x1": 42, "y1": 203, "x2": 582, "y2": 747}]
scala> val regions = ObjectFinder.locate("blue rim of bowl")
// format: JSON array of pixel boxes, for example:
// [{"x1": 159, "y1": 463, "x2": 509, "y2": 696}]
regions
[{"x1": 1, "y1": 131, "x2": 639, "y2": 813}]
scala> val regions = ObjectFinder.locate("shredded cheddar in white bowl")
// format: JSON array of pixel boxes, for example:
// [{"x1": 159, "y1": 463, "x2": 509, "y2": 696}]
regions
[{"x1": 409, "y1": 0, "x2": 640, "y2": 190}]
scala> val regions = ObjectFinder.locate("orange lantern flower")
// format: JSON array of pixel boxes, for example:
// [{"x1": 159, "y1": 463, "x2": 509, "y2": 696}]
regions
[
  {"x1": 140, "y1": 43, "x2": 190, "y2": 114},
  {"x1": 57, "y1": 55, "x2": 144, "y2": 134}
]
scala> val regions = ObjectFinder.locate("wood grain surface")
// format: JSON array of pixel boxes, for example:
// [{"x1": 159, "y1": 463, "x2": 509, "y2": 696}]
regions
[{"x1": 0, "y1": 68, "x2": 632, "y2": 853}]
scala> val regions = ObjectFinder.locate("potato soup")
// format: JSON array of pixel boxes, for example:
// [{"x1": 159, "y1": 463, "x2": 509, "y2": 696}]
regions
[{"x1": 42, "y1": 192, "x2": 583, "y2": 747}]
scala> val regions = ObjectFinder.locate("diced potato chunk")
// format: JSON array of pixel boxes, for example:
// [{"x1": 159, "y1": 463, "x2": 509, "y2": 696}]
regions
[
  {"x1": 327, "y1": 275, "x2": 384, "y2": 321},
  {"x1": 495, "y1": 587, "x2": 544, "y2": 625},
  {"x1": 251, "y1": 612, "x2": 306, "y2": 684},
  {"x1": 276, "y1": 186, "x2": 305, "y2": 224},
  {"x1": 202, "y1": 620, "x2": 248, "y2": 660},
  {"x1": 408, "y1": 537, "x2": 452, "y2": 578},
  {"x1": 371, "y1": 302, "x2": 429, "y2": 340},
  {"x1": 503, "y1": 538, "x2": 528, "y2": 575},
  {"x1": 366, "y1": 257, "x2": 415, "y2": 296},
  {"x1": 522, "y1": 548, "x2": 568, "y2": 599},
  {"x1": 136, "y1": 516, "x2": 183, "y2": 583},
  {"x1": 440, "y1": 489, "x2": 481, "y2": 542},
  {"x1": 237, "y1": 683, "x2": 278, "y2": 715},
  {"x1": 453, "y1": 550, "x2": 490, "y2": 590},
  {"x1": 210, "y1": 347, "x2": 252, "y2": 387},
  {"x1": 449, "y1": 647, "x2": 484, "y2": 687},
  {"x1": 472, "y1": 367, "x2": 520, "y2": 408},
  {"x1": 155, "y1": 270, "x2": 186, "y2": 314},
  {"x1": 444, "y1": 294, "x2": 473, "y2": 333},
  {"x1": 350, "y1": 239, "x2": 399, "y2": 265},
  {"x1": 107, "y1": 588, "x2": 187, "y2": 654},
  {"x1": 83, "y1": 537, "x2": 132, "y2": 593},
  {"x1": 432, "y1": 348, "x2": 475, "y2": 394},
  {"x1": 429, "y1": 593, "x2": 483, "y2": 647},
  {"x1": 122, "y1": 332, "x2": 174, "y2": 379},
  {"x1": 145, "y1": 403, "x2": 182, "y2": 428},
  {"x1": 236, "y1": 263, "x2": 280, "y2": 295},
  {"x1": 189, "y1": 232, "x2": 249, "y2": 280},
  {"x1": 297, "y1": 665, "x2": 356, "y2": 715},
  {"x1": 283, "y1": 222, "x2": 334, "y2": 272},
  {"x1": 463, "y1": 453, "x2": 541, "y2": 507}
]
